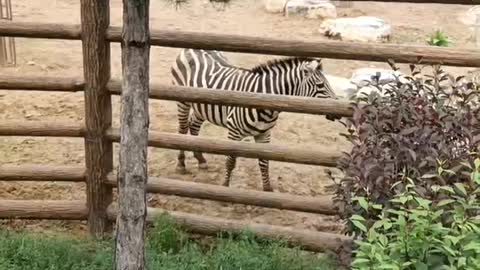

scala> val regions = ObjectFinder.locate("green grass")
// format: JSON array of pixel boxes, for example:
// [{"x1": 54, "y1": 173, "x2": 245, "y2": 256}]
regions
[{"x1": 0, "y1": 214, "x2": 337, "y2": 270}]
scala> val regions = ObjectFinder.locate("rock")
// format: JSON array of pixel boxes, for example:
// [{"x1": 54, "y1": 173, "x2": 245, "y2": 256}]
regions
[
  {"x1": 350, "y1": 67, "x2": 404, "y2": 86},
  {"x1": 458, "y1": 5, "x2": 480, "y2": 27},
  {"x1": 264, "y1": 0, "x2": 288, "y2": 13},
  {"x1": 349, "y1": 68, "x2": 405, "y2": 99},
  {"x1": 324, "y1": 74, "x2": 357, "y2": 99},
  {"x1": 319, "y1": 16, "x2": 391, "y2": 42},
  {"x1": 286, "y1": 0, "x2": 337, "y2": 20},
  {"x1": 457, "y1": 6, "x2": 480, "y2": 42}
]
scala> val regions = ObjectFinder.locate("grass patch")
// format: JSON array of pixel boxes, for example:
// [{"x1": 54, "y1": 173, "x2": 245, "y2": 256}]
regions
[{"x1": 0, "y1": 214, "x2": 337, "y2": 270}]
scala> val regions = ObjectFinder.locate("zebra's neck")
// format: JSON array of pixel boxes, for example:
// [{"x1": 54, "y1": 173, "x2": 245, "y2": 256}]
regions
[{"x1": 240, "y1": 65, "x2": 301, "y2": 96}]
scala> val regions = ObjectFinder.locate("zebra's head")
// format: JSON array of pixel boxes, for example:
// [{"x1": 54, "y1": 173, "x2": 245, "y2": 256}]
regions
[{"x1": 297, "y1": 59, "x2": 337, "y2": 100}]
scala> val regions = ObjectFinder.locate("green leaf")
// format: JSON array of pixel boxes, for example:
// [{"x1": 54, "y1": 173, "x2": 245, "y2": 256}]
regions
[
  {"x1": 354, "y1": 197, "x2": 369, "y2": 211},
  {"x1": 473, "y1": 171, "x2": 480, "y2": 185},
  {"x1": 440, "y1": 186, "x2": 455, "y2": 194},
  {"x1": 474, "y1": 158, "x2": 480, "y2": 169},
  {"x1": 463, "y1": 242, "x2": 480, "y2": 251},
  {"x1": 437, "y1": 199, "x2": 456, "y2": 207},
  {"x1": 442, "y1": 245, "x2": 458, "y2": 256},
  {"x1": 454, "y1": 183, "x2": 468, "y2": 196},
  {"x1": 352, "y1": 258, "x2": 370, "y2": 264},
  {"x1": 351, "y1": 220, "x2": 368, "y2": 233},
  {"x1": 461, "y1": 161, "x2": 473, "y2": 170},
  {"x1": 391, "y1": 196, "x2": 409, "y2": 205},
  {"x1": 415, "y1": 197, "x2": 432, "y2": 208},
  {"x1": 421, "y1": 173, "x2": 438, "y2": 179},
  {"x1": 443, "y1": 169, "x2": 456, "y2": 175},
  {"x1": 351, "y1": 215, "x2": 366, "y2": 222},
  {"x1": 414, "y1": 261, "x2": 429, "y2": 270}
]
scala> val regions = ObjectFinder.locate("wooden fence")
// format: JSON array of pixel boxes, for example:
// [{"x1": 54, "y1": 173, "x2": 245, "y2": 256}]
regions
[{"x1": 0, "y1": 0, "x2": 478, "y2": 255}]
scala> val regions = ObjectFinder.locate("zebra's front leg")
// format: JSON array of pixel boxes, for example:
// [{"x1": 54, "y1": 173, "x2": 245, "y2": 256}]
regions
[
  {"x1": 176, "y1": 102, "x2": 190, "y2": 174},
  {"x1": 189, "y1": 113, "x2": 208, "y2": 170},
  {"x1": 254, "y1": 131, "x2": 273, "y2": 192},
  {"x1": 222, "y1": 129, "x2": 243, "y2": 187}
]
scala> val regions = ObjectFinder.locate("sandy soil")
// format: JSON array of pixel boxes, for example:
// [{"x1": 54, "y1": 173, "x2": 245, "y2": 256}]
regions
[{"x1": 0, "y1": 0, "x2": 477, "y2": 235}]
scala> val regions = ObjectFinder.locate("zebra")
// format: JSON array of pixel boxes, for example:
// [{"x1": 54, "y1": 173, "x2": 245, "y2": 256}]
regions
[{"x1": 171, "y1": 49, "x2": 338, "y2": 192}]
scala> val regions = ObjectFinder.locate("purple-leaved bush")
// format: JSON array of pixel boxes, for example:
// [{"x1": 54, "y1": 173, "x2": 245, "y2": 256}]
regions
[{"x1": 329, "y1": 62, "x2": 480, "y2": 233}]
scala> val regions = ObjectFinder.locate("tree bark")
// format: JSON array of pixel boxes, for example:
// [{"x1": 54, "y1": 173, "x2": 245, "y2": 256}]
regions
[
  {"x1": 81, "y1": 0, "x2": 113, "y2": 237},
  {"x1": 114, "y1": 0, "x2": 150, "y2": 269}
]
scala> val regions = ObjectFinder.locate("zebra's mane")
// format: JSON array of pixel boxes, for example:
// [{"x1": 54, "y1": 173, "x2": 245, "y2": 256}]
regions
[{"x1": 249, "y1": 57, "x2": 317, "y2": 74}]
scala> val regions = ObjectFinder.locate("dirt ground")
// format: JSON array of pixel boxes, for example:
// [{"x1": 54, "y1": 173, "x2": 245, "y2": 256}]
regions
[{"x1": 0, "y1": 0, "x2": 477, "y2": 235}]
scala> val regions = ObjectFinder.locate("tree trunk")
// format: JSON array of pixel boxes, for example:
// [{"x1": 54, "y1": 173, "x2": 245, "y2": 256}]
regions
[{"x1": 114, "y1": 0, "x2": 150, "y2": 269}]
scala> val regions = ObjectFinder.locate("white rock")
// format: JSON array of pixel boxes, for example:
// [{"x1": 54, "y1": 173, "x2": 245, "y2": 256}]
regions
[
  {"x1": 324, "y1": 74, "x2": 357, "y2": 99},
  {"x1": 286, "y1": 0, "x2": 337, "y2": 20},
  {"x1": 458, "y1": 5, "x2": 480, "y2": 27},
  {"x1": 457, "y1": 6, "x2": 480, "y2": 42},
  {"x1": 319, "y1": 16, "x2": 391, "y2": 42},
  {"x1": 350, "y1": 67, "x2": 404, "y2": 86},
  {"x1": 264, "y1": 0, "x2": 288, "y2": 13}
]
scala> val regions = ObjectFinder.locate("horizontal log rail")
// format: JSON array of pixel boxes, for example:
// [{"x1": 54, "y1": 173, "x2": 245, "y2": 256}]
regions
[
  {"x1": 105, "y1": 174, "x2": 336, "y2": 215},
  {"x1": 106, "y1": 204, "x2": 351, "y2": 253},
  {"x1": 0, "y1": 121, "x2": 340, "y2": 166},
  {"x1": 107, "y1": 80, "x2": 354, "y2": 117},
  {"x1": 0, "y1": 121, "x2": 85, "y2": 137},
  {"x1": 0, "y1": 164, "x2": 85, "y2": 181},
  {"x1": 0, "y1": 21, "x2": 81, "y2": 40},
  {"x1": 0, "y1": 75, "x2": 354, "y2": 117},
  {"x1": 107, "y1": 27, "x2": 480, "y2": 67},
  {"x1": 0, "y1": 200, "x2": 88, "y2": 220},
  {"x1": 0, "y1": 75, "x2": 84, "y2": 92},
  {"x1": 106, "y1": 128, "x2": 341, "y2": 167},
  {"x1": 0, "y1": 21, "x2": 479, "y2": 67},
  {"x1": 341, "y1": 0, "x2": 475, "y2": 4}
]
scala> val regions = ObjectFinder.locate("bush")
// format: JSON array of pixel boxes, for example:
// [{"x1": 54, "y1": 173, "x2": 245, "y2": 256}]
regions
[
  {"x1": 328, "y1": 62, "x2": 480, "y2": 268},
  {"x1": 351, "y1": 162, "x2": 480, "y2": 269},
  {"x1": 330, "y1": 63, "x2": 480, "y2": 233}
]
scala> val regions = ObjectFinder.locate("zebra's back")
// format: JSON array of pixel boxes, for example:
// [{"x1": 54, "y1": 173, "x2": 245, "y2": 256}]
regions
[{"x1": 171, "y1": 49, "x2": 250, "y2": 128}]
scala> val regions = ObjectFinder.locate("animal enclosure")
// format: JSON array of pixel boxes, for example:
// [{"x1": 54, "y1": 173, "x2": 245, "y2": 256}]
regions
[
  {"x1": 0, "y1": 0, "x2": 478, "y2": 256},
  {"x1": 0, "y1": 0, "x2": 15, "y2": 66}
]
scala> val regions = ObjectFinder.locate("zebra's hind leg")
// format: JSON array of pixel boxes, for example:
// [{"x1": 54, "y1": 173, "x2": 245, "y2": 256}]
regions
[
  {"x1": 254, "y1": 131, "x2": 273, "y2": 192},
  {"x1": 222, "y1": 129, "x2": 243, "y2": 187},
  {"x1": 189, "y1": 113, "x2": 208, "y2": 170},
  {"x1": 176, "y1": 101, "x2": 190, "y2": 174}
]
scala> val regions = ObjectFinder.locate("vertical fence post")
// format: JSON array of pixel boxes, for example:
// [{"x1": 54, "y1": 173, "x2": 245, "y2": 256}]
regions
[
  {"x1": 115, "y1": 0, "x2": 150, "y2": 267},
  {"x1": 80, "y1": 0, "x2": 113, "y2": 237}
]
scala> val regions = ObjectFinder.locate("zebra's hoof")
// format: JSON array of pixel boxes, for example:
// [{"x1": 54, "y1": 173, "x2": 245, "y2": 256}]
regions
[
  {"x1": 198, "y1": 162, "x2": 208, "y2": 170},
  {"x1": 176, "y1": 166, "x2": 188, "y2": 174},
  {"x1": 263, "y1": 186, "x2": 274, "y2": 192},
  {"x1": 221, "y1": 181, "x2": 230, "y2": 187}
]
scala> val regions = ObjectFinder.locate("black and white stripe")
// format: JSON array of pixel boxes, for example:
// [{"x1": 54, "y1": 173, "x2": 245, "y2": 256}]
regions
[{"x1": 171, "y1": 49, "x2": 337, "y2": 192}]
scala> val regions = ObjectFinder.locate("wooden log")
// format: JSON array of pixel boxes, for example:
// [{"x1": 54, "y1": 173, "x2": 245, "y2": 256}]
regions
[
  {"x1": 81, "y1": 0, "x2": 114, "y2": 237},
  {"x1": 0, "y1": 21, "x2": 81, "y2": 40},
  {"x1": 107, "y1": 204, "x2": 351, "y2": 253},
  {"x1": 108, "y1": 80, "x2": 354, "y2": 118},
  {"x1": 341, "y1": 0, "x2": 475, "y2": 4},
  {"x1": 115, "y1": 0, "x2": 150, "y2": 269},
  {"x1": 0, "y1": 21, "x2": 478, "y2": 67},
  {"x1": 107, "y1": 28, "x2": 480, "y2": 68},
  {"x1": 105, "y1": 174, "x2": 336, "y2": 215},
  {"x1": 0, "y1": 121, "x2": 85, "y2": 137},
  {"x1": 0, "y1": 200, "x2": 88, "y2": 220},
  {"x1": 0, "y1": 75, "x2": 84, "y2": 91},
  {"x1": 0, "y1": 164, "x2": 85, "y2": 181},
  {"x1": 106, "y1": 128, "x2": 340, "y2": 167}
]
